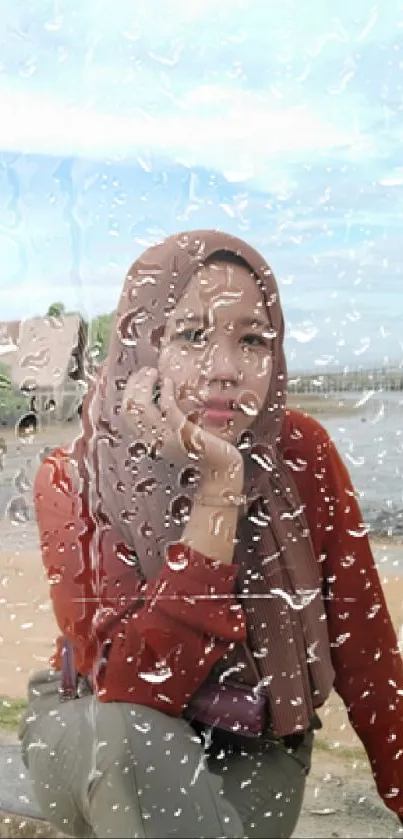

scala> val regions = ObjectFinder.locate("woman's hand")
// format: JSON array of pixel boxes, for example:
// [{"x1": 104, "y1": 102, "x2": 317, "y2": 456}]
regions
[{"x1": 121, "y1": 368, "x2": 244, "y2": 492}]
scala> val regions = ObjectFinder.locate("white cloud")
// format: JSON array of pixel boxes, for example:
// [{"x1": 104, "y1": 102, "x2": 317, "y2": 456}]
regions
[
  {"x1": 1, "y1": 0, "x2": 403, "y2": 369},
  {"x1": 379, "y1": 168, "x2": 403, "y2": 186},
  {"x1": 0, "y1": 86, "x2": 359, "y2": 180}
]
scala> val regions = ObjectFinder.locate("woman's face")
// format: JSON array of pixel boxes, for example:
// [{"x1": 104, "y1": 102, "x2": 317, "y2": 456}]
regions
[{"x1": 159, "y1": 260, "x2": 274, "y2": 441}]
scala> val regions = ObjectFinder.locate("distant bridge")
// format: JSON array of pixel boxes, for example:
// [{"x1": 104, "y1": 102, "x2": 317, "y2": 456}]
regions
[{"x1": 288, "y1": 366, "x2": 403, "y2": 394}]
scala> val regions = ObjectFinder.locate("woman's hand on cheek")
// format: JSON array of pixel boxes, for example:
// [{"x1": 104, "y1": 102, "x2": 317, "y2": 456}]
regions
[
  {"x1": 160, "y1": 378, "x2": 244, "y2": 493},
  {"x1": 121, "y1": 368, "x2": 244, "y2": 492}
]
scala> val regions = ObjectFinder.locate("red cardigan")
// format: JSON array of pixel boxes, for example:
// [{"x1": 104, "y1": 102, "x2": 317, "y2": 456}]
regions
[{"x1": 34, "y1": 409, "x2": 403, "y2": 819}]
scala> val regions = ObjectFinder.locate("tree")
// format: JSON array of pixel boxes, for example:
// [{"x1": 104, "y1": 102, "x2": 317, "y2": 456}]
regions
[
  {"x1": 0, "y1": 362, "x2": 29, "y2": 419},
  {"x1": 90, "y1": 312, "x2": 114, "y2": 361},
  {"x1": 47, "y1": 302, "x2": 66, "y2": 318}
]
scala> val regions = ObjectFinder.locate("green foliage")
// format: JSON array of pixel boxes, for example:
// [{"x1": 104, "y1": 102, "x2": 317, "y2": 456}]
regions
[
  {"x1": 0, "y1": 363, "x2": 29, "y2": 416},
  {"x1": 0, "y1": 696, "x2": 27, "y2": 731},
  {"x1": 90, "y1": 312, "x2": 114, "y2": 362},
  {"x1": 47, "y1": 301, "x2": 66, "y2": 318},
  {"x1": 0, "y1": 364, "x2": 11, "y2": 390}
]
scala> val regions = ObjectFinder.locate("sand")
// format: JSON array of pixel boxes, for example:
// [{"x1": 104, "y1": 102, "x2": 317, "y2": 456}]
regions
[{"x1": 287, "y1": 392, "x2": 363, "y2": 417}]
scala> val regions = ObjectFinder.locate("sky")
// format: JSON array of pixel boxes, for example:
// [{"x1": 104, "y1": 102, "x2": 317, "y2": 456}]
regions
[{"x1": 1, "y1": 0, "x2": 403, "y2": 371}]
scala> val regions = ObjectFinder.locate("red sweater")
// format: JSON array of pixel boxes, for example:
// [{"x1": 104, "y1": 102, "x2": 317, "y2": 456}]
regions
[{"x1": 34, "y1": 409, "x2": 403, "y2": 819}]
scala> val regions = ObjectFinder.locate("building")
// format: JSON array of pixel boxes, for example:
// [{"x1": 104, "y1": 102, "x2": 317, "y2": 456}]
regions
[
  {"x1": 0, "y1": 320, "x2": 20, "y2": 368},
  {"x1": 0, "y1": 313, "x2": 88, "y2": 428}
]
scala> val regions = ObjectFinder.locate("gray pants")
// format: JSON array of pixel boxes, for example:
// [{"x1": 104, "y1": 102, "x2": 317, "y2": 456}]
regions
[{"x1": 19, "y1": 671, "x2": 313, "y2": 839}]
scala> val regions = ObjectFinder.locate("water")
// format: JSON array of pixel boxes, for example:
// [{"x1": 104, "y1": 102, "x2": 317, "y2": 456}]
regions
[
  {"x1": 318, "y1": 391, "x2": 403, "y2": 539},
  {"x1": 0, "y1": 394, "x2": 402, "y2": 547}
]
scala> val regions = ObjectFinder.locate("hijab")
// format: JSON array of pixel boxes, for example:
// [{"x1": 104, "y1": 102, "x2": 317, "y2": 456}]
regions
[{"x1": 78, "y1": 230, "x2": 334, "y2": 736}]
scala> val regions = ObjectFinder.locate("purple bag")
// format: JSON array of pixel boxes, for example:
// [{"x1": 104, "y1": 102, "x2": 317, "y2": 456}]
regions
[
  {"x1": 61, "y1": 636, "x2": 267, "y2": 738},
  {"x1": 185, "y1": 680, "x2": 267, "y2": 738}
]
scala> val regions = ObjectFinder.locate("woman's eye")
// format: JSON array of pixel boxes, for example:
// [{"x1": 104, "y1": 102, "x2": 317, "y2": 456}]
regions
[
  {"x1": 241, "y1": 333, "x2": 268, "y2": 348},
  {"x1": 178, "y1": 328, "x2": 208, "y2": 347}
]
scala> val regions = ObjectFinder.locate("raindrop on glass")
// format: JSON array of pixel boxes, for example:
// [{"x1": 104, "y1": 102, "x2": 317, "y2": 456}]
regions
[
  {"x1": 169, "y1": 495, "x2": 191, "y2": 526},
  {"x1": 179, "y1": 467, "x2": 200, "y2": 488},
  {"x1": 138, "y1": 521, "x2": 154, "y2": 539},
  {"x1": 14, "y1": 468, "x2": 31, "y2": 493},
  {"x1": 128, "y1": 441, "x2": 148, "y2": 461},
  {"x1": 135, "y1": 478, "x2": 157, "y2": 496},
  {"x1": 7, "y1": 496, "x2": 30, "y2": 525}
]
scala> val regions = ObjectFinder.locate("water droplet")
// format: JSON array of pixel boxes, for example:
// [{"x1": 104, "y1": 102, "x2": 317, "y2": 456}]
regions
[
  {"x1": 345, "y1": 453, "x2": 365, "y2": 468},
  {"x1": 134, "y1": 721, "x2": 152, "y2": 733},
  {"x1": 128, "y1": 441, "x2": 148, "y2": 461},
  {"x1": 116, "y1": 311, "x2": 139, "y2": 347},
  {"x1": 14, "y1": 468, "x2": 31, "y2": 493},
  {"x1": 115, "y1": 377, "x2": 128, "y2": 392},
  {"x1": 138, "y1": 521, "x2": 154, "y2": 539},
  {"x1": 166, "y1": 551, "x2": 189, "y2": 572},
  {"x1": 120, "y1": 509, "x2": 137, "y2": 524},
  {"x1": 150, "y1": 325, "x2": 165, "y2": 350},
  {"x1": 284, "y1": 457, "x2": 307, "y2": 473},
  {"x1": 237, "y1": 430, "x2": 253, "y2": 451},
  {"x1": 250, "y1": 445, "x2": 274, "y2": 472},
  {"x1": 209, "y1": 511, "x2": 225, "y2": 536},
  {"x1": 20, "y1": 348, "x2": 51, "y2": 371},
  {"x1": 177, "y1": 234, "x2": 190, "y2": 250},
  {"x1": 6, "y1": 496, "x2": 30, "y2": 525},
  {"x1": 163, "y1": 302, "x2": 176, "y2": 319},
  {"x1": 130, "y1": 272, "x2": 157, "y2": 289},
  {"x1": 238, "y1": 392, "x2": 260, "y2": 417},
  {"x1": 179, "y1": 467, "x2": 200, "y2": 488},
  {"x1": 89, "y1": 343, "x2": 101, "y2": 361},
  {"x1": 132, "y1": 307, "x2": 150, "y2": 325},
  {"x1": 19, "y1": 60, "x2": 37, "y2": 78},
  {"x1": 135, "y1": 478, "x2": 157, "y2": 495},
  {"x1": 138, "y1": 667, "x2": 173, "y2": 684},
  {"x1": 247, "y1": 499, "x2": 271, "y2": 527},
  {"x1": 169, "y1": 495, "x2": 191, "y2": 526},
  {"x1": 289, "y1": 324, "x2": 318, "y2": 344},
  {"x1": 45, "y1": 398, "x2": 56, "y2": 413}
]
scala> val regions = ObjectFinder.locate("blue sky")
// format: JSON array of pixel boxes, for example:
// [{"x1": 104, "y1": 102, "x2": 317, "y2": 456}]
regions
[{"x1": 1, "y1": 0, "x2": 403, "y2": 371}]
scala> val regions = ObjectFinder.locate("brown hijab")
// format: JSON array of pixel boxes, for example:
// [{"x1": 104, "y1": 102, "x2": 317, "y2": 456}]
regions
[{"x1": 79, "y1": 230, "x2": 334, "y2": 736}]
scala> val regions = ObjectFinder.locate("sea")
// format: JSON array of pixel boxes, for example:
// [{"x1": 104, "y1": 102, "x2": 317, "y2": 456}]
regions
[
  {"x1": 316, "y1": 390, "x2": 403, "y2": 540},
  {"x1": 0, "y1": 390, "x2": 402, "y2": 554}
]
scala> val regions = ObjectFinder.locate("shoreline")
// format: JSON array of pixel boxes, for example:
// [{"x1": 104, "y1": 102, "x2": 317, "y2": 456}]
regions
[{"x1": 287, "y1": 392, "x2": 362, "y2": 417}]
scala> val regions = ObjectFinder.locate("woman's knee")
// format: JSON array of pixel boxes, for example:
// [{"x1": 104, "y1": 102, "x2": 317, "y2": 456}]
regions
[
  {"x1": 84, "y1": 703, "x2": 244, "y2": 838},
  {"x1": 86, "y1": 701, "x2": 202, "y2": 775}
]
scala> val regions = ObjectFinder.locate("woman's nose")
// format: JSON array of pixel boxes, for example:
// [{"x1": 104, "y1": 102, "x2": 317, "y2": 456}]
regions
[{"x1": 207, "y1": 340, "x2": 239, "y2": 384}]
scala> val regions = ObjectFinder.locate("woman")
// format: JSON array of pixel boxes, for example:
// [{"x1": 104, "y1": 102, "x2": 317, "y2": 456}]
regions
[{"x1": 20, "y1": 230, "x2": 403, "y2": 838}]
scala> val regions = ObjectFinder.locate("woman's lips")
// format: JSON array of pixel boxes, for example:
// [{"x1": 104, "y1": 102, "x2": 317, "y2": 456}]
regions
[
  {"x1": 185, "y1": 394, "x2": 261, "y2": 425},
  {"x1": 203, "y1": 408, "x2": 235, "y2": 423},
  {"x1": 201, "y1": 399, "x2": 237, "y2": 424}
]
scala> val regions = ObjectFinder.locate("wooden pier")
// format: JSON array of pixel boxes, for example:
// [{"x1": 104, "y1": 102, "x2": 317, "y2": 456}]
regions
[{"x1": 288, "y1": 366, "x2": 403, "y2": 394}]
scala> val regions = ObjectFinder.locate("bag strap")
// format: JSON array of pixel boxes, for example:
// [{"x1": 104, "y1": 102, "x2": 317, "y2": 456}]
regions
[
  {"x1": 242, "y1": 642, "x2": 264, "y2": 692},
  {"x1": 61, "y1": 637, "x2": 78, "y2": 699}
]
